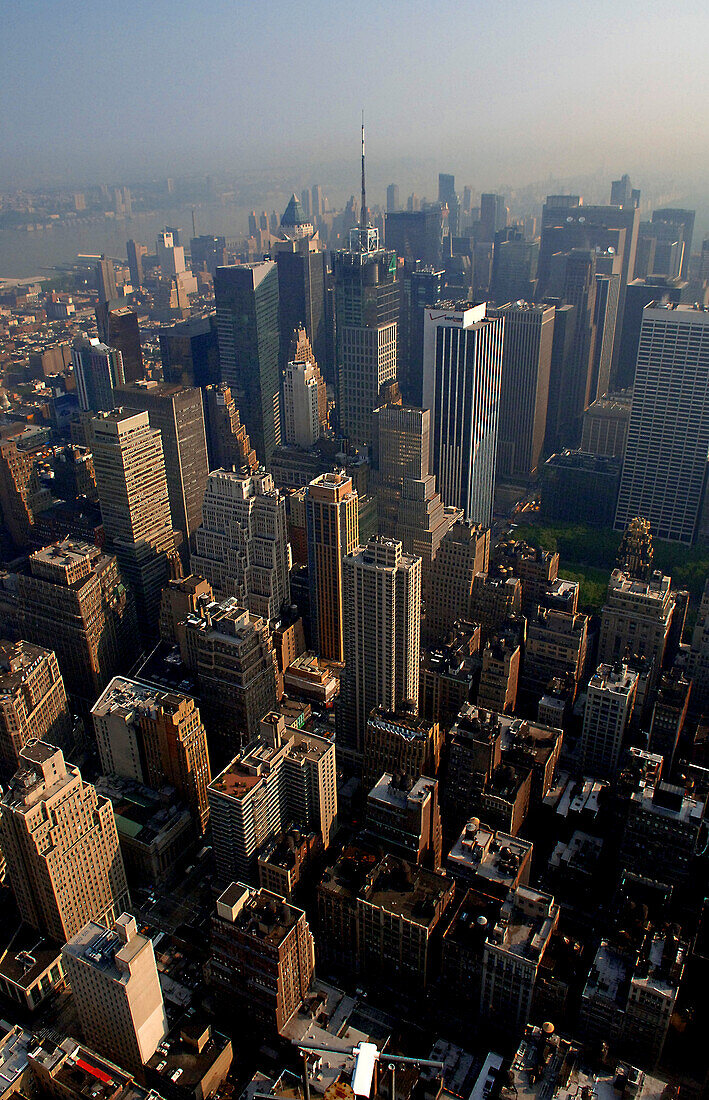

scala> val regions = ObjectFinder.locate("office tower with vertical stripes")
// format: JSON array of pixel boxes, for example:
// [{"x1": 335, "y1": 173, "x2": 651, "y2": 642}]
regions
[
  {"x1": 215, "y1": 262, "x2": 281, "y2": 464},
  {"x1": 488, "y1": 303, "x2": 554, "y2": 482},
  {"x1": 615, "y1": 303, "x2": 709, "y2": 544},
  {"x1": 423, "y1": 302, "x2": 504, "y2": 525}
]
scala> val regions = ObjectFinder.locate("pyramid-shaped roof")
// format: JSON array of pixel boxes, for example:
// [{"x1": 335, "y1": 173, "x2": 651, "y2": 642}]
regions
[{"x1": 281, "y1": 194, "x2": 309, "y2": 228}]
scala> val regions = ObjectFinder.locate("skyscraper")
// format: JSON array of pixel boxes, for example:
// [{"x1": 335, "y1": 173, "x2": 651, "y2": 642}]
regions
[
  {"x1": 281, "y1": 327, "x2": 327, "y2": 448},
  {"x1": 72, "y1": 334, "x2": 125, "y2": 412},
  {"x1": 615, "y1": 303, "x2": 709, "y2": 544},
  {"x1": 208, "y1": 712, "x2": 336, "y2": 883},
  {"x1": 333, "y1": 226, "x2": 398, "y2": 447},
  {"x1": 385, "y1": 208, "x2": 446, "y2": 268},
  {"x1": 63, "y1": 915, "x2": 168, "y2": 1075},
  {"x1": 439, "y1": 174, "x2": 460, "y2": 235},
  {"x1": 115, "y1": 380, "x2": 209, "y2": 556},
  {"x1": 338, "y1": 536, "x2": 421, "y2": 767},
  {"x1": 15, "y1": 539, "x2": 138, "y2": 701},
  {"x1": 0, "y1": 641, "x2": 71, "y2": 776},
  {"x1": 95, "y1": 256, "x2": 117, "y2": 303},
  {"x1": 191, "y1": 468, "x2": 290, "y2": 620},
  {"x1": 580, "y1": 663, "x2": 638, "y2": 777},
  {"x1": 651, "y1": 209, "x2": 695, "y2": 279},
  {"x1": 479, "y1": 193, "x2": 507, "y2": 240},
  {"x1": 371, "y1": 402, "x2": 457, "y2": 581},
  {"x1": 488, "y1": 303, "x2": 554, "y2": 481},
  {"x1": 273, "y1": 196, "x2": 328, "y2": 377},
  {"x1": 91, "y1": 676, "x2": 211, "y2": 834},
  {"x1": 91, "y1": 409, "x2": 177, "y2": 632},
  {"x1": 126, "y1": 240, "x2": 146, "y2": 288},
  {"x1": 423, "y1": 302, "x2": 504, "y2": 524},
  {"x1": 180, "y1": 599, "x2": 280, "y2": 753},
  {"x1": 215, "y1": 262, "x2": 281, "y2": 463},
  {"x1": 203, "y1": 383, "x2": 259, "y2": 472},
  {"x1": 398, "y1": 263, "x2": 445, "y2": 404},
  {"x1": 305, "y1": 472, "x2": 359, "y2": 662},
  {"x1": 159, "y1": 315, "x2": 220, "y2": 390},
  {"x1": 94, "y1": 304, "x2": 144, "y2": 382},
  {"x1": 386, "y1": 184, "x2": 400, "y2": 213},
  {"x1": 0, "y1": 741, "x2": 129, "y2": 942}
]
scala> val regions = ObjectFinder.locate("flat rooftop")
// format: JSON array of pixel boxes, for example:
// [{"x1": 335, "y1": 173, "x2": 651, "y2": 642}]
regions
[{"x1": 63, "y1": 920, "x2": 147, "y2": 982}]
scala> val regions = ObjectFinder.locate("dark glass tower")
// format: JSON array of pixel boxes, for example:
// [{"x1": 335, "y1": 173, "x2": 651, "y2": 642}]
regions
[
  {"x1": 214, "y1": 262, "x2": 281, "y2": 464},
  {"x1": 273, "y1": 194, "x2": 329, "y2": 380},
  {"x1": 399, "y1": 262, "x2": 444, "y2": 405}
]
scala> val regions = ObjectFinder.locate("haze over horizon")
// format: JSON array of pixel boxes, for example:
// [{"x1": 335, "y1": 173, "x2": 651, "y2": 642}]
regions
[{"x1": 3, "y1": 0, "x2": 709, "y2": 192}]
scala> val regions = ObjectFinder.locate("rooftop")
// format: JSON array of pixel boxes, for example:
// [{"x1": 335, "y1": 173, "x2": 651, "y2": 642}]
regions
[
  {"x1": 63, "y1": 917, "x2": 148, "y2": 982},
  {"x1": 448, "y1": 819, "x2": 532, "y2": 888},
  {"x1": 319, "y1": 848, "x2": 452, "y2": 928},
  {"x1": 215, "y1": 883, "x2": 305, "y2": 946}
]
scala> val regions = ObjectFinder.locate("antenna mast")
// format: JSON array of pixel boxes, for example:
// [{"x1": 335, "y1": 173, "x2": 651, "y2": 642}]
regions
[{"x1": 360, "y1": 111, "x2": 366, "y2": 230}]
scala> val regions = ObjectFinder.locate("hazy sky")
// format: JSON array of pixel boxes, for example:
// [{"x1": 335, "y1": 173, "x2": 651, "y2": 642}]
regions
[{"x1": 3, "y1": 0, "x2": 709, "y2": 190}]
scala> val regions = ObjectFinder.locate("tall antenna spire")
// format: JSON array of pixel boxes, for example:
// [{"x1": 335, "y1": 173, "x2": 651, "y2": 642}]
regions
[{"x1": 360, "y1": 110, "x2": 366, "y2": 230}]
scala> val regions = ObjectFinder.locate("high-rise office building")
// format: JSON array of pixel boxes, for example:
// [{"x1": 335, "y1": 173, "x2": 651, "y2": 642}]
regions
[
  {"x1": 581, "y1": 391, "x2": 631, "y2": 458},
  {"x1": 598, "y1": 569, "x2": 674, "y2": 691},
  {"x1": 554, "y1": 249, "x2": 598, "y2": 445},
  {"x1": 95, "y1": 304, "x2": 143, "y2": 383},
  {"x1": 580, "y1": 663, "x2": 638, "y2": 777},
  {"x1": 333, "y1": 225, "x2": 398, "y2": 446},
  {"x1": 311, "y1": 184, "x2": 323, "y2": 219},
  {"x1": 386, "y1": 184, "x2": 400, "y2": 213},
  {"x1": 203, "y1": 383, "x2": 259, "y2": 472},
  {"x1": 115, "y1": 380, "x2": 209, "y2": 556},
  {"x1": 63, "y1": 914, "x2": 167, "y2": 1074},
  {"x1": 208, "y1": 711, "x2": 336, "y2": 883},
  {"x1": 490, "y1": 228, "x2": 538, "y2": 304},
  {"x1": 92, "y1": 409, "x2": 177, "y2": 632},
  {"x1": 338, "y1": 536, "x2": 421, "y2": 766},
  {"x1": 281, "y1": 327, "x2": 327, "y2": 447},
  {"x1": 190, "y1": 234, "x2": 227, "y2": 276},
  {"x1": 385, "y1": 208, "x2": 446, "y2": 268},
  {"x1": 305, "y1": 472, "x2": 359, "y2": 662},
  {"x1": 398, "y1": 263, "x2": 445, "y2": 404},
  {"x1": 0, "y1": 439, "x2": 51, "y2": 549},
  {"x1": 439, "y1": 174, "x2": 460, "y2": 235},
  {"x1": 591, "y1": 256, "x2": 623, "y2": 400},
  {"x1": 95, "y1": 256, "x2": 117, "y2": 303},
  {"x1": 371, "y1": 402, "x2": 457, "y2": 581},
  {"x1": 425, "y1": 521, "x2": 490, "y2": 643},
  {"x1": 209, "y1": 883, "x2": 315, "y2": 1032},
  {"x1": 616, "y1": 276, "x2": 687, "y2": 389},
  {"x1": 126, "y1": 240, "x2": 146, "y2": 288},
  {"x1": 72, "y1": 334, "x2": 125, "y2": 412},
  {"x1": 91, "y1": 676, "x2": 211, "y2": 835},
  {"x1": 488, "y1": 303, "x2": 554, "y2": 481},
  {"x1": 0, "y1": 741, "x2": 129, "y2": 942},
  {"x1": 159, "y1": 315, "x2": 220, "y2": 390},
  {"x1": 610, "y1": 174, "x2": 640, "y2": 208},
  {"x1": 180, "y1": 599, "x2": 280, "y2": 752},
  {"x1": 273, "y1": 198, "x2": 328, "y2": 377},
  {"x1": 651, "y1": 209, "x2": 695, "y2": 279},
  {"x1": 0, "y1": 641, "x2": 71, "y2": 776},
  {"x1": 539, "y1": 196, "x2": 639, "y2": 386},
  {"x1": 15, "y1": 539, "x2": 138, "y2": 701},
  {"x1": 191, "y1": 468, "x2": 290, "y2": 620},
  {"x1": 362, "y1": 706, "x2": 442, "y2": 792},
  {"x1": 423, "y1": 302, "x2": 504, "y2": 524},
  {"x1": 479, "y1": 193, "x2": 508, "y2": 241},
  {"x1": 615, "y1": 303, "x2": 709, "y2": 544},
  {"x1": 215, "y1": 262, "x2": 281, "y2": 463}
]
